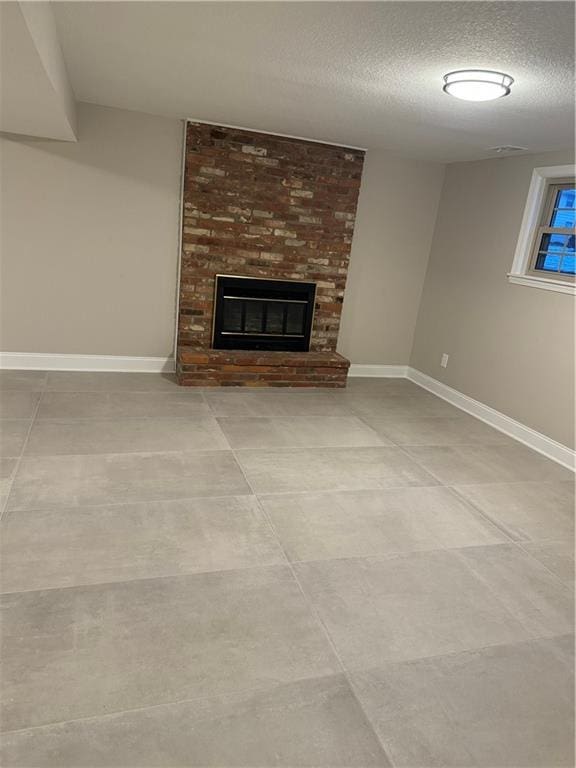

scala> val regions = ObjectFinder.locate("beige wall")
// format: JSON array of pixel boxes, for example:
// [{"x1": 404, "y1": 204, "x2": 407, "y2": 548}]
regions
[
  {"x1": 411, "y1": 150, "x2": 575, "y2": 449},
  {"x1": 338, "y1": 149, "x2": 444, "y2": 365},
  {"x1": 0, "y1": 102, "x2": 182, "y2": 356},
  {"x1": 0, "y1": 1, "x2": 77, "y2": 140},
  {"x1": 18, "y1": 0, "x2": 77, "y2": 138},
  {"x1": 1, "y1": 118, "x2": 445, "y2": 365}
]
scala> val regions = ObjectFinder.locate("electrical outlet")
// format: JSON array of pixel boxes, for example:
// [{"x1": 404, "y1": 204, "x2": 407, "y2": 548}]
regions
[{"x1": 441, "y1": 353, "x2": 449, "y2": 368}]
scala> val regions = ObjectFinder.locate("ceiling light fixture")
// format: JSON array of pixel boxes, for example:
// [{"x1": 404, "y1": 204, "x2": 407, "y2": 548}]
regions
[{"x1": 443, "y1": 70, "x2": 514, "y2": 102}]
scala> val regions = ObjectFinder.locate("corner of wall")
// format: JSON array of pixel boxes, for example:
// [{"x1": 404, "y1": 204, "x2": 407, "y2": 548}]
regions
[
  {"x1": 18, "y1": 0, "x2": 78, "y2": 141},
  {"x1": 172, "y1": 119, "x2": 188, "y2": 360},
  {"x1": 407, "y1": 161, "x2": 447, "y2": 367}
]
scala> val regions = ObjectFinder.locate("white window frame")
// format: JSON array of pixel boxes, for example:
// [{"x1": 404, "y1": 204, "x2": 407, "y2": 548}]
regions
[{"x1": 508, "y1": 164, "x2": 575, "y2": 295}]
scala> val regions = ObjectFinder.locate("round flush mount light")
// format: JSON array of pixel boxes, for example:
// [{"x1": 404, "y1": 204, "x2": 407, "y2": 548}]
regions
[{"x1": 443, "y1": 70, "x2": 514, "y2": 101}]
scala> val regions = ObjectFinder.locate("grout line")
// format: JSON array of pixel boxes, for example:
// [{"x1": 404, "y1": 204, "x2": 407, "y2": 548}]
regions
[
  {"x1": 10, "y1": 444, "x2": 235, "y2": 458},
  {"x1": 33, "y1": 413, "x2": 219, "y2": 422},
  {"x1": 0, "y1": 482, "x2": 438, "y2": 516},
  {"x1": 8, "y1": 426, "x2": 549, "y2": 460},
  {"x1": 452, "y1": 540, "x2": 575, "y2": 604},
  {"x1": 0, "y1": 537, "x2": 530, "y2": 598},
  {"x1": 514, "y1": 539, "x2": 575, "y2": 593},
  {"x1": 213, "y1": 480, "x2": 442, "y2": 497},
  {"x1": 221, "y1": 442, "x2": 394, "y2": 452},
  {"x1": 4, "y1": 629, "x2": 571, "y2": 740},
  {"x1": 341, "y1": 678, "x2": 396, "y2": 766},
  {"x1": 0, "y1": 561, "x2": 291, "y2": 597},
  {"x1": 446, "y1": 482, "x2": 576, "y2": 567},
  {"x1": 447, "y1": 483, "x2": 522, "y2": 542},
  {"x1": 231, "y1": 447, "x2": 395, "y2": 763},
  {"x1": 231, "y1": 447, "x2": 346, "y2": 675},
  {"x1": 5, "y1": 476, "x2": 560, "y2": 516},
  {"x1": 2, "y1": 490, "x2": 254, "y2": 516},
  {"x1": 0, "y1": 391, "x2": 44, "y2": 522},
  {"x1": 15, "y1": 446, "x2": 233, "y2": 460},
  {"x1": 0, "y1": 672, "x2": 343, "y2": 737},
  {"x1": 0, "y1": 417, "x2": 36, "y2": 420}
]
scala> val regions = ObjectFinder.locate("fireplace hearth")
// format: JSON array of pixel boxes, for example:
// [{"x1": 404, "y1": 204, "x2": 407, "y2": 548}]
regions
[{"x1": 212, "y1": 275, "x2": 316, "y2": 352}]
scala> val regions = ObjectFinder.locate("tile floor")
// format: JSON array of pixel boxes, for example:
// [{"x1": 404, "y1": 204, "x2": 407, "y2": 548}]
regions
[{"x1": 0, "y1": 371, "x2": 573, "y2": 767}]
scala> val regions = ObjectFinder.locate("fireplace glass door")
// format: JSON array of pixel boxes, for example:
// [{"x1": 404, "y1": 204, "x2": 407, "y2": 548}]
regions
[{"x1": 213, "y1": 275, "x2": 316, "y2": 351}]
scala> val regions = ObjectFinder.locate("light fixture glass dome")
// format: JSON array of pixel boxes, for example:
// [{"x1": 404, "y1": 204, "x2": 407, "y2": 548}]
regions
[{"x1": 443, "y1": 70, "x2": 514, "y2": 101}]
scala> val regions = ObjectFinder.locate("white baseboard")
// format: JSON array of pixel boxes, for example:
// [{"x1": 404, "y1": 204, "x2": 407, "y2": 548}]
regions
[
  {"x1": 408, "y1": 367, "x2": 575, "y2": 471},
  {"x1": 0, "y1": 352, "x2": 176, "y2": 373},
  {"x1": 348, "y1": 364, "x2": 409, "y2": 378}
]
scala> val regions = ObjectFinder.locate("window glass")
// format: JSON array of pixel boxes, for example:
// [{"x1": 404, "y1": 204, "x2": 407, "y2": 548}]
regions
[
  {"x1": 550, "y1": 188, "x2": 576, "y2": 228},
  {"x1": 535, "y1": 232, "x2": 576, "y2": 275}
]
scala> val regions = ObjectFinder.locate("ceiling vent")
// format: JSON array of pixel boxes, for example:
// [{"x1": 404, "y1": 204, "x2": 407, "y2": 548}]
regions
[{"x1": 489, "y1": 146, "x2": 528, "y2": 154}]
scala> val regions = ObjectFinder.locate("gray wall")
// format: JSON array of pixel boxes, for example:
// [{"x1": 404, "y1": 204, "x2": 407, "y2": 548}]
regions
[
  {"x1": 338, "y1": 149, "x2": 444, "y2": 365},
  {"x1": 0, "y1": 103, "x2": 183, "y2": 356},
  {"x1": 1, "y1": 106, "x2": 445, "y2": 367},
  {"x1": 411, "y1": 150, "x2": 575, "y2": 448}
]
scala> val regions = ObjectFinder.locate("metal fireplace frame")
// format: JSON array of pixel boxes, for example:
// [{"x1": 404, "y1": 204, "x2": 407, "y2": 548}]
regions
[{"x1": 212, "y1": 274, "x2": 317, "y2": 352}]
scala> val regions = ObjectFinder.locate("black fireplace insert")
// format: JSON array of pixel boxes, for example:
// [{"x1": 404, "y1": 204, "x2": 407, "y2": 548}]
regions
[{"x1": 212, "y1": 274, "x2": 316, "y2": 351}]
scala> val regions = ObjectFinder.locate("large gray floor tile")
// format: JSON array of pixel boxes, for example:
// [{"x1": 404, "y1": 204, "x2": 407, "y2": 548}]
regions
[
  {"x1": 237, "y1": 446, "x2": 438, "y2": 494},
  {"x1": 406, "y1": 444, "x2": 573, "y2": 485},
  {"x1": 454, "y1": 481, "x2": 575, "y2": 541},
  {"x1": 0, "y1": 457, "x2": 17, "y2": 508},
  {"x1": 262, "y1": 487, "x2": 507, "y2": 562},
  {"x1": 1, "y1": 674, "x2": 389, "y2": 767},
  {"x1": 1, "y1": 496, "x2": 285, "y2": 593},
  {"x1": 522, "y1": 540, "x2": 574, "y2": 588},
  {"x1": 45, "y1": 372, "x2": 178, "y2": 392},
  {"x1": 0, "y1": 370, "x2": 47, "y2": 390},
  {"x1": 343, "y1": 377, "x2": 424, "y2": 397},
  {"x1": 349, "y1": 393, "x2": 461, "y2": 420},
  {"x1": 8, "y1": 450, "x2": 250, "y2": 510},
  {"x1": 369, "y1": 414, "x2": 512, "y2": 446},
  {"x1": 1, "y1": 369, "x2": 571, "y2": 765},
  {"x1": 37, "y1": 391, "x2": 210, "y2": 419},
  {"x1": 0, "y1": 420, "x2": 31, "y2": 458},
  {"x1": 351, "y1": 635, "x2": 574, "y2": 768},
  {"x1": 454, "y1": 543, "x2": 573, "y2": 637},
  {"x1": 294, "y1": 544, "x2": 572, "y2": 669},
  {"x1": 1, "y1": 566, "x2": 340, "y2": 731},
  {"x1": 0, "y1": 391, "x2": 40, "y2": 419},
  {"x1": 25, "y1": 416, "x2": 228, "y2": 456},
  {"x1": 205, "y1": 390, "x2": 353, "y2": 418},
  {"x1": 218, "y1": 415, "x2": 388, "y2": 449}
]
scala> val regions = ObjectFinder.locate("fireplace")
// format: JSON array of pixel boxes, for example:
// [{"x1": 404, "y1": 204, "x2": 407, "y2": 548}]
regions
[
  {"x1": 176, "y1": 122, "x2": 364, "y2": 387},
  {"x1": 212, "y1": 274, "x2": 316, "y2": 352}
]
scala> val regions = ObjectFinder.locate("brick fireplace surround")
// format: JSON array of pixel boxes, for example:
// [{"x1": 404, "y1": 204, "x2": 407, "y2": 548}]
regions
[{"x1": 177, "y1": 122, "x2": 365, "y2": 386}]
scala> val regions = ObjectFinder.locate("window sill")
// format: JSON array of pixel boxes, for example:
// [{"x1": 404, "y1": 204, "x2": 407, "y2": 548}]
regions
[{"x1": 507, "y1": 273, "x2": 575, "y2": 295}]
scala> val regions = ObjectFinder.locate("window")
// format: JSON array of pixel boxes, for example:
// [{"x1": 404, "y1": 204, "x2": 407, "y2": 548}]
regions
[
  {"x1": 509, "y1": 165, "x2": 576, "y2": 295},
  {"x1": 527, "y1": 181, "x2": 575, "y2": 282}
]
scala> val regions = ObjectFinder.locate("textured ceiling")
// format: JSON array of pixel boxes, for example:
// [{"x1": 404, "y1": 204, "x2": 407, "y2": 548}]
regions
[{"x1": 54, "y1": 1, "x2": 575, "y2": 162}]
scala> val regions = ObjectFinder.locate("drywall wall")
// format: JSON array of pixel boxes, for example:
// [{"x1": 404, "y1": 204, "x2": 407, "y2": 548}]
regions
[
  {"x1": 411, "y1": 150, "x2": 575, "y2": 449},
  {"x1": 1, "y1": 111, "x2": 444, "y2": 365},
  {"x1": 0, "y1": 1, "x2": 77, "y2": 140},
  {"x1": 0, "y1": 103, "x2": 182, "y2": 356},
  {"x1": 338, "y1": 149, "x2": 445, "y2": 364}
]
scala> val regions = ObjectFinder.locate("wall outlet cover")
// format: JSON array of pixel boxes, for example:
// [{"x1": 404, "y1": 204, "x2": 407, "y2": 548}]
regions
[{"x1": 441, "y1": 353, "x2": 449, "y2": 368}]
